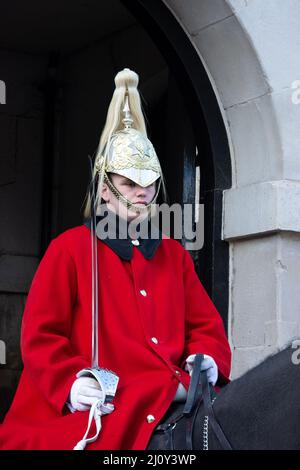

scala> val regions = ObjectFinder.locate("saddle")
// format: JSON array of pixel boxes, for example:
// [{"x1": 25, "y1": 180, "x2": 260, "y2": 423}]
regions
[{"x1": 147, "y1": 354, "x2": 232, "y2": 450}]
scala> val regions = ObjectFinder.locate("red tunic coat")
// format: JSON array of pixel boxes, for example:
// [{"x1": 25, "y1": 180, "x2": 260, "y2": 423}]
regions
[{"x1": 0, "y1": 225, "x2": 231, "y2": 450}]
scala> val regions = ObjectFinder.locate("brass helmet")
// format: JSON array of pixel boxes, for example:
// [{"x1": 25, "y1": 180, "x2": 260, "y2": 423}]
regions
[{"x1": 104, "y1": 127, "x2": 161, "y2": 188}]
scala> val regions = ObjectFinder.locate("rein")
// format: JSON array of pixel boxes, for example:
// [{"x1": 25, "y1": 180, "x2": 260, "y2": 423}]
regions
[
  {"x1": 151, "y1": 354, "x2": 232, "y2": 450},
  {"x1": 195, "y1": 354, "x2": 232, "y2": 450}
]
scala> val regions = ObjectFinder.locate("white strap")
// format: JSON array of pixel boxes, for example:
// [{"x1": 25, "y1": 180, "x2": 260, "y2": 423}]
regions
[{"x1": 73, "y1": 400, "x2": 113, "y2": 450}]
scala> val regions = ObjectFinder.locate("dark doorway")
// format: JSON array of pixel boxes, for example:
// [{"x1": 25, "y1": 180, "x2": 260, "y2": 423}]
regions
[{"x1": 0, "y1": 0, "x2": 231, "y2": 422}]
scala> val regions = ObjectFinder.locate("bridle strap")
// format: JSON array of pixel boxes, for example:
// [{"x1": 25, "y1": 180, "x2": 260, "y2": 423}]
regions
[
  {"x1": 183, "y1": 354, "x2": 232, "y2": 450},
  {"x1": 183, "y1": 354, "x2": 204, "y2": 450},
  {"x1": 183, "y1": 354, "x2": 204, "y2": 416},
  {"x1": 199, "y1": 356, "x2": 233, "y2": 450},
  {"x1": 151, "y1": 354, "x2": 232, "y2": 450}
]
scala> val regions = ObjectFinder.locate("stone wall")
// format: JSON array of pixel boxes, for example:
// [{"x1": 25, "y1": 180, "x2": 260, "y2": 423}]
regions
[
  {"x1": 165, "y1": 0, "x2": 300, "y2": 377},
  {"x1": 0, "y1": 51, "x2": 47, "y2": 421}
]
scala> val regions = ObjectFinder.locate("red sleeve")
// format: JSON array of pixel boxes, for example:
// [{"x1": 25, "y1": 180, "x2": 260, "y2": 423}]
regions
[
  {"x1": 181, "y1": 249, "x2": 231, "y2": 384},
  {"x1": 21, "y1": 237, "x2": 90, "y2": 414}
]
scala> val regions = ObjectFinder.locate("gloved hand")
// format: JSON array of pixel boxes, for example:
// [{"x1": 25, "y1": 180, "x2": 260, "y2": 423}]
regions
[
  {"x1": 70, "y1": 377, "x2": 115, "y2": 450},
  {"x1": 185, "y1": 354, "x2": 218, "y2": 386},
  {"x1": 69, "y1": 377, "x2": 114, "y2": 412}
]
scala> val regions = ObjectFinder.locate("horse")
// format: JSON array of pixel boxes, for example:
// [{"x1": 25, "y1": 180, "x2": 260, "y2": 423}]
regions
[{"x1": 147, "y1": 341, "x2": 300, "y2": 450}]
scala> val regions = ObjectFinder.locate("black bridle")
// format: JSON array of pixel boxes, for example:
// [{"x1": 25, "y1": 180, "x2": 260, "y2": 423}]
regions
[
  {"x1": 151, "y1": 354, "x2": 232, "y2": 450},
  {"x1": 183, "y1": 354, "x2": 232, "y2": 450}
]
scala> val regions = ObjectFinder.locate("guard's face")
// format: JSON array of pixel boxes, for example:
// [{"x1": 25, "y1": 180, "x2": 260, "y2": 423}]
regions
[{"x1": 101, "y1": 173, "x2": 157, "y2": 221}]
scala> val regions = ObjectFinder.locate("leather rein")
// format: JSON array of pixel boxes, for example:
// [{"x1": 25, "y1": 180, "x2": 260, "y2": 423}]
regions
[
  {"x1": 154, "y1": 354, "x2": 232, "y2": 450},
  {"x1": 185, "y1": 354, "x2": 232, "y2": 450}
]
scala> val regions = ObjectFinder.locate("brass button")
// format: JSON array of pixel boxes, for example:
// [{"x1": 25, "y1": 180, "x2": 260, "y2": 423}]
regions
[
  {"x1": 175, "y1": 370, "x2": 181, "y2": 376},
  {"x1": 140, "y1": 289, "x2": 147, "y2": 297},
  {"x1": 151, "y1": 337, "x2": 158, "y2": 344},
  {"x1": 131, "y1": 239, "x2": 140, "y2": 246},
  {"x1": 146, "y1": 414, "x2": 155, "y2": 424}
]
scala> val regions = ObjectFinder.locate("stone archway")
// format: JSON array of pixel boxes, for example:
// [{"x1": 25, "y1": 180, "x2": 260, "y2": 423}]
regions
[{"x1": 163, "y1": 0, "x2": 300, "y2": 378}]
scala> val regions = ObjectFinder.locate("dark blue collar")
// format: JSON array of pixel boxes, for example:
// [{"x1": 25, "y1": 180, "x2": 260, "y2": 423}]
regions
[{"x1": 84, "y1": 208, "x2": 162, "y2": 261}]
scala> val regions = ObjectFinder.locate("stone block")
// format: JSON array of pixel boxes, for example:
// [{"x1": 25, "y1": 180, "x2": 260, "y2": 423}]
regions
[
  {"x1": 228, "y1": 0, "x2": 300, "y2": 91},
  {"x1": 223, "y1": 180, "x2": 300, "y2": 240},
  {"x1": 278, "y1": 233, "x2": 300, "y2": 325},
  {"x1": 165, "y1": 0, "x2": 232, "y2": 35},
  {"x1": 271, "y1": 88, "x2": 300, "y2": 181},
  {"x1": 192, "y1": 14, "x2": 269, "y2": 108},
  {"x1": 231, "y1": 344, "x2": 278, "y2": 379},
  {"x1": 229, "y1": 235, "x2": 278, "y2": 348},
  {"x1": 225, "y1": 93, "x2": 282, "y2": 187},
  {"x1": 264, "y1": 320, "x2": 299, "y2": 348}
]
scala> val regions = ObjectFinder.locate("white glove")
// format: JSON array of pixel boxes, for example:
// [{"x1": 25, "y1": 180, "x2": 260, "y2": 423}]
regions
[
  {"x1": 71, "y1": 377, "x2": 115, "y2": 450},
  {"x1": 69, "y1": 377, "x2": 113, "y2": 412},
  {"x1": 185, "y1": 354, "x2": 218, "y2": 386}
]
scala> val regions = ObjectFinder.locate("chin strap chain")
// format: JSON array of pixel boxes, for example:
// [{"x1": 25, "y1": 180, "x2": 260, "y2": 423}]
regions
[{"x1": 73, "y1": 399, "x2": 114, "y2": 450}]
